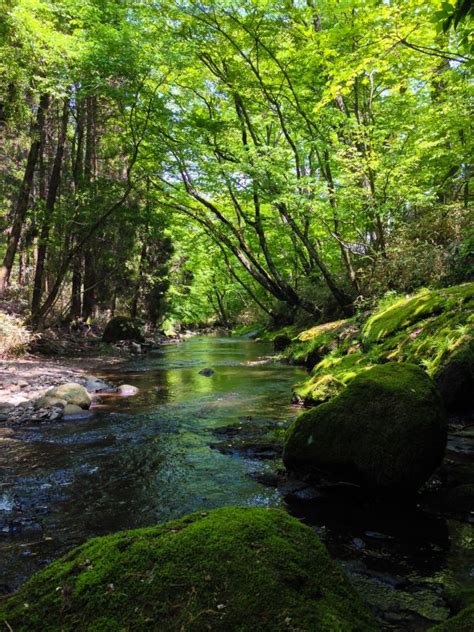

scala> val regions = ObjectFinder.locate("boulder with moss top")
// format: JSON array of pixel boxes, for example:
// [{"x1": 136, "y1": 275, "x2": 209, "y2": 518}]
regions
[
  {"x1": 284, "y1": 363, "x2": 447, "y2": 493},
  {"x1": 0, "y1": 506, "x2": 377, "y2": 632}
]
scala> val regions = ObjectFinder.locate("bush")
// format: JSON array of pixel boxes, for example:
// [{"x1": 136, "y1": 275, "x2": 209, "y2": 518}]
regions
[{"x1": 0, "y1": 312, "x2": 34, "y2": 356}]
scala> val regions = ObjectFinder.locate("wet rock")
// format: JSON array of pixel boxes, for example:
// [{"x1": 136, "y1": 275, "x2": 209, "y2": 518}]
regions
[
  {"x1": 63, "y1": 405, "x2": 93, "y2": 420},
  {"x1": 102, "y1": 316, "x2": 144, "y2": 344},
  {"x1": 63, "y1": 404, "x2": 83, "y2": 416},
  {"x1": 439, "y1": 485, "x2": 474, "y2": 515},
  {"x1": 117, "y1": 384, "x2": 138, "y2": 397},
  {"x1": 284, "y1": 363, "x2": 447, "y2": 493},
  {"x1": 273, "y1": 334, "x2": 292, "y2": 352},
  {"x1": 34, "y1": 396, "x2": 67, "y2": 410},
  {"x1": 435, "y1": 342, "x2": 474, "y2": 414},
  {"x1": 84, "y1": 376, "x2": 117, "y2": 393},
  {"x1": 199, "y1": 368, "x2": 214, "y2": 377},
  {"x1": 46, "y1": 383, "x2": 91, "y2": 409}
]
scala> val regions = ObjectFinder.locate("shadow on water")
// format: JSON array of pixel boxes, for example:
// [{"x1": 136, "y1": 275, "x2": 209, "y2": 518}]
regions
[{"x1": 0, "y1": 336, "x2": 472, "y2": 631}]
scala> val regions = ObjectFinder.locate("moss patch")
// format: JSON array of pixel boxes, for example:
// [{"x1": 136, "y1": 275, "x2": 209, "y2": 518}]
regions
[
  {"x1": 289, "y1": 283, "x2": 474, "y2": 407},
  {"x1": 284, "y1": 363, "x2": 447, "y2": 493},
  {"x1": 0, "y1": 507, "x2": 377, "y2": 632},
  {"x1": 362, "y1": 284, "x2": 474, "y2": 344}
]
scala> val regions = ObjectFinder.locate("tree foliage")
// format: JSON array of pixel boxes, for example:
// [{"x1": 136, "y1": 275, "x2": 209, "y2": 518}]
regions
[{"x1": 0, "y1": 0, "x2": 472, "y2": 329}]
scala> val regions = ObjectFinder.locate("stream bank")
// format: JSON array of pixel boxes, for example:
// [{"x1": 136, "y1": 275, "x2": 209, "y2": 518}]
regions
[{"x1": 0, "y1": 281, "x2": 473, "y2": 630}]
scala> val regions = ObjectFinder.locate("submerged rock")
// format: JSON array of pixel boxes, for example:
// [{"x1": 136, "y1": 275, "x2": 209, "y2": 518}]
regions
[
  {"x1": 62, "y1": 404, "x2": 91, "y2": 419},
  {"x1": 0, "y1": 507, "x2": 377, "y2": 632},
  {"x1": 46, "y1": 383, "x2": 91, "y2": 409},
  {"x1": 199, "y1": 367, "x2": 214, "y2": 376},
  {"x1": 284, "y1": 363, "x2": 447, "y2": 493},
  {"x1": 102, "y1": 316, "x2": 144, "y2": 344}
]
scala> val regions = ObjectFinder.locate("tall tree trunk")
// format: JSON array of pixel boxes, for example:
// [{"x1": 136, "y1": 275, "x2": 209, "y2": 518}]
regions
[
  {"x1": 31, "y1": 96, "x2": 69, "y2": 323},
  {"x1": 0, "y1": 94, "x2": 49, "y2": 294},
  {"x1": 82, "y1": 247, "x2": 96, "y2": 319},
  {"x1": 130, "y1": 239, "x2": 148, "y2": 319},
  {"x1": 69, "y1": 95, "x2": 85, "y2": 320},
  {"x1": 70, "y1": 252, "x2": 82, "y2": 319}
]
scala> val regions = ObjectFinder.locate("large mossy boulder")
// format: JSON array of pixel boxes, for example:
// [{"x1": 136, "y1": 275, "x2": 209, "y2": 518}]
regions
[
  {"x1": 284, "y1": 363, "x2": 447, "y2": 493},
  {"x1": 45, "y1": 382, "x2": 91, "y2": 409},
  {"x1": 0, "y1": 507, "x2": 377, "y2": 632},
  {"x1": 102, "y1": 316, "x2": 144, "y2": 344}
]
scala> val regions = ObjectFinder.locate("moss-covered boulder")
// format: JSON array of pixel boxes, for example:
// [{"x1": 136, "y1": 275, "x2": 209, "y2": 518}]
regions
[
  {"x1": 284, "y1": 363, "x2": 447, "y2": 493},
  {"x1": 102, "y1": 316, "x2": 144, "y2": 344},
  {"x1": 45, "y1": 383, "x2": 91, "y2": 409},
  {"x1": 0, "y1": 507, "x2": 377, "y2": 632}
]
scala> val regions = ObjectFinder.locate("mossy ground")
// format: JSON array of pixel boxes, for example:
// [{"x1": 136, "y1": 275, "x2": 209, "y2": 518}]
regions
[
  {"x1": 284, "y1": 363, "x2": 447, "y2": 492},
  {"x1": 288, "y1": 282, "x2": 474, "y2": 405},
  {"x1": 0, "y1": 507, "x2": 377, "y2": 632}
]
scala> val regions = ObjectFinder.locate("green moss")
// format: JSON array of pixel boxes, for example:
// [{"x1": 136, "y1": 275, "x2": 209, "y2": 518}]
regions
[
  {"x1": 284, "y1": 363, "x2": 447, "y2": 492},
  {"x1": 284, "y1": 319, "x2": 356, "y2": 368},
  {"x1": 293, "y1": 352, "x2": 373, "y2": 405},
  {"x1": 0, "y1": 507, "x2": 377, "y2": 632},
  {"x1": 232, "y1": 323, "x2": 267, "y2": 338},
  {"x1": 291, "y1": 283, "x2": 474, "y2": 408},
  {"x1": 258, "y1": 324, "x2": 299, "y2": 343},
  {"x1": 362, "y1": 283, "x2": 474, "y2": 344}
]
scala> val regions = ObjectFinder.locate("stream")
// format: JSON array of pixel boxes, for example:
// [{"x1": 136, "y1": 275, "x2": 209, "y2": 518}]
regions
[{"x1": 0, "y1": 336, "x2": 473, "y2": 630}]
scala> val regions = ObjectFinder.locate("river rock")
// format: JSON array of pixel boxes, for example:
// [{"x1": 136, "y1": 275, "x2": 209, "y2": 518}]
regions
[
  {"x1": 117, "y1": 384, "x2": 138, "y2": 396},
  {"x1": 63, "y1": 404, "x2": 93, "y2": 420},
  {"x1": 84, "y1": 376, "x2": 117, "y2": 393},
  {"x1": 34, "y1": 396, "x2": 68, "y2": 410},
  {"x1": 46, "y1": 383, "x2": 91, "y2": 409},
  {"x1": 284, "y1": 363, "x2": 447, "y2": 493},
  {"x1": 199, "y1": 368, "x2": 214, "y2": 377},
  {"x1": 102, "y1": 316, "x2": 144, "y2": 344},
  {"x1": 0, "y1": 507, "x2": 377, "y2": 631}
]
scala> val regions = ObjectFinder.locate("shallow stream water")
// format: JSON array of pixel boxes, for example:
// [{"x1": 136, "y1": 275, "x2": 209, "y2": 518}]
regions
[{"x1": 0, "y1": 336, "x2": 473, "y2": 630}]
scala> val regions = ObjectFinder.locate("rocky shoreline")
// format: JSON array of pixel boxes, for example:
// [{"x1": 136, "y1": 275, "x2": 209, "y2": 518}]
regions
[{"x1": 0, "y1": 355, "x2": 125, "y2": 424}]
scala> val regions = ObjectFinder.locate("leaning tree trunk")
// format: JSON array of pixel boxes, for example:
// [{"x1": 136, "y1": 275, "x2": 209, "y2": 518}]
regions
[{"x1": 0, "y1": 94, "x2": 49, "y2": 294}]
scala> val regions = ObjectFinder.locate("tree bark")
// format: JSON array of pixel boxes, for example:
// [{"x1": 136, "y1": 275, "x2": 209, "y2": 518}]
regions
[
  {"x1": 0, "y1": 94, "x2": 49, "y2": 294},
  {"x1": 31, "y1": 96, "x2": 69, "y2": 322}
]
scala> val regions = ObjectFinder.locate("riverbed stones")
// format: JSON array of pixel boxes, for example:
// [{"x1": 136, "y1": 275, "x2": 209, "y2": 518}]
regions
[
  {"x1": 45, "y1": 383, "x2": 91, "y2": 409},
  {"x1": 0, "y1": 507, "x2": 377, "y2": 631},
  {"x1": 284, "y1": 363, "x2": 447, "y2": 493}
]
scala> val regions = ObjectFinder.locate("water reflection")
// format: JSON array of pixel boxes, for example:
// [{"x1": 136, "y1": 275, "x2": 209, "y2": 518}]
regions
[{"x1": 0, "y1": 336, "x2": 303, "y2": 590}]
